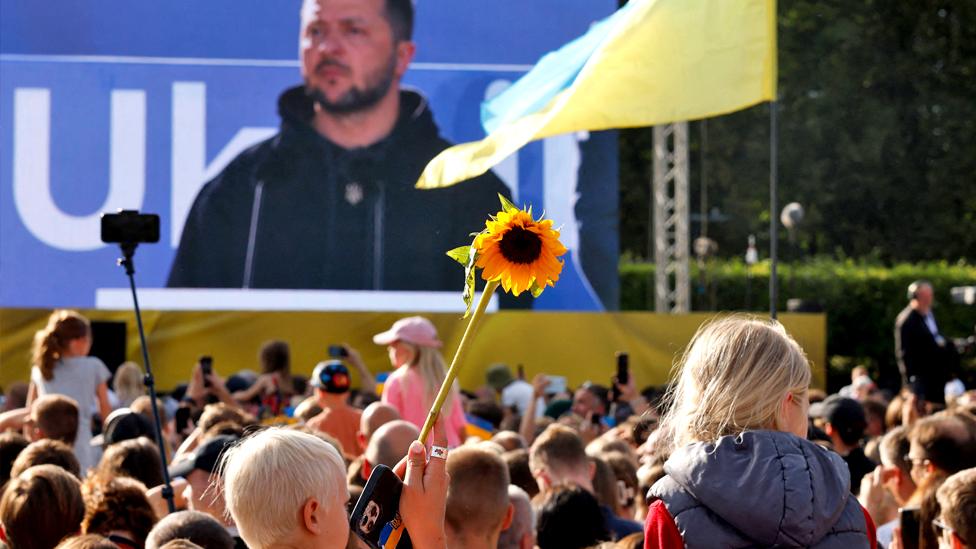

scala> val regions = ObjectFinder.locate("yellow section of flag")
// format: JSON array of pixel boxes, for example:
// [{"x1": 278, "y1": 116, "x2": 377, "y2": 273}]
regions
[{"x1": 417, "y1": 0, "x2": 776, "y2": 189}]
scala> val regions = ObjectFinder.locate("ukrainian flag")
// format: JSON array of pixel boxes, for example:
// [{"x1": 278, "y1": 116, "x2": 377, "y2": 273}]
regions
[
  {"x1": 464, "y1": 413, "x2": 495, "y2": 441},
  {"x1": 417, "y1": 0, "x2": 776, "y2": 189}
]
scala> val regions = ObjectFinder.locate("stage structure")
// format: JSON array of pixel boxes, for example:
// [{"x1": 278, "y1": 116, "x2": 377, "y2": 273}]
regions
[{"x1": 652, "y1": 122, "x2": 690, "y2": 313}]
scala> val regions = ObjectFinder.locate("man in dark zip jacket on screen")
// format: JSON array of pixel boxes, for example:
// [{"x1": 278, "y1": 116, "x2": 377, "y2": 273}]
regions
[{"x1": 167, "y1": 0, "x2": 508, "y2": 291}]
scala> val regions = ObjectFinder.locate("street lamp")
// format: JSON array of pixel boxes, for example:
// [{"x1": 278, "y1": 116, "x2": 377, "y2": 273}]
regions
[
  {"x1": 780, "y1": 202, "x2": 804, "y2": 297},
  {"x1": 745, "y1": 235, "x2": 758, "y2": 310}
]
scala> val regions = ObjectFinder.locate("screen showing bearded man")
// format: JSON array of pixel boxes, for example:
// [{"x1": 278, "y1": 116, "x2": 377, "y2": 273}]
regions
[{"x1": 167, "y1": 0, "x2": 509, "y2": 291}]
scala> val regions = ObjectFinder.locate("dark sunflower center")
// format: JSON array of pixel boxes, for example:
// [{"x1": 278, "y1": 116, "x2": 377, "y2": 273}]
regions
[{"x1": 498, "y1": 226, "x2": 543, "y2": 264}]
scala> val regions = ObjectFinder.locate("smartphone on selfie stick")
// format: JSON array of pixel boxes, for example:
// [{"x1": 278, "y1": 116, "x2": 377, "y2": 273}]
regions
[{"x1": 100, "y1": 210, "x2": 176, "y2": 513}]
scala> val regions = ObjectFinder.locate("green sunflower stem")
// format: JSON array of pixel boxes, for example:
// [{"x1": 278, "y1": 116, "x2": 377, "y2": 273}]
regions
[{"x1": 418, "y1": 279, "x2": 501, "y2": 445}]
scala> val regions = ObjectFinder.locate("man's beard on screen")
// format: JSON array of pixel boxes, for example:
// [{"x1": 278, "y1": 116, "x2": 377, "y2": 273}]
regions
[{"x1": 306, "y1": 55, "x2": 398, "y2": 115}]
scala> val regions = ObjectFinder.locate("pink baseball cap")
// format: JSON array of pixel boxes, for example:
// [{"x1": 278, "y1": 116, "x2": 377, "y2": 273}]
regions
[{"x1": 373, "y1": 316, "x2": 442, "y2": 348}]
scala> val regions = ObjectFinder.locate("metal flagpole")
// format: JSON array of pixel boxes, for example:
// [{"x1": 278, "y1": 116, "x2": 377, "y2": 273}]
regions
[{"x1": 769, "y1": 100, "x2": 779, "y2": 320}]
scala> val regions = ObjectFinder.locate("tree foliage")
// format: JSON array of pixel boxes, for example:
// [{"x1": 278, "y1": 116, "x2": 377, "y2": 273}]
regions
[
  {"x1": 619, "y1": 0, "x2": 976, "y2": 262},
  {"x1": 620, "y1": 258, "x2": 976, "y2": 391}
]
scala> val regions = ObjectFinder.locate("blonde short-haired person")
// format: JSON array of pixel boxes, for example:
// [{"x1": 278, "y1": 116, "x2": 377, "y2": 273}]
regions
[
  {"x1": 221, "y1": 426, "x2": 448, "y2": 549},
  {"x1": 645, "y1": 316, "x2": 877, "y2": 548}
]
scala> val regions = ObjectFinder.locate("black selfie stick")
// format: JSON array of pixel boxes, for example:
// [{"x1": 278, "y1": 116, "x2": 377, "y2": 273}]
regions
[{"x1": 116, "y1": 241, "x2": 176, "y2": 514}]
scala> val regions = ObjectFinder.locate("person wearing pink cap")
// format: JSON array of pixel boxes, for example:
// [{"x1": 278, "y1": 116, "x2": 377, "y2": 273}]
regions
[{"x1": 374, "y1": 316, "x2": 467, "y2": 447}]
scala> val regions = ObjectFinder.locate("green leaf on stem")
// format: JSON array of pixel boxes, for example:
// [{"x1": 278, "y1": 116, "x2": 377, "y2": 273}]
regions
[
  {"x1": 498, "y1": 193, "x2": 519, "y2": 214},
  {"x1": 446, "y1": 246, "x2": 470, "y2": 266},
  {"x1": 446, "y1": 243, "x2": 480, "y2": 317},
  {"x1": 529, "y1": 280, "x2": 545, "y2": 298}
]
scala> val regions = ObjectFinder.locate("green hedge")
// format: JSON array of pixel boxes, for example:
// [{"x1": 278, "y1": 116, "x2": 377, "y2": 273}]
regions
[{"x1": 620, "y1": 258, "x2": 976, "y2": 390}]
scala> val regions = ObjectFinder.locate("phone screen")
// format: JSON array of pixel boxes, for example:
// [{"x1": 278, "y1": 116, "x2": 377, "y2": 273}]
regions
[
  {"x1": 174, "y1": 407, "x2": 191, "y2": 434},
  {"x1": 545, "y1": 375, "x2": 567, "y2": 395},
  {"x1": 616, "y1": 352, "x2": 629, "y2": 385},
  {"x1": 899, "y1": 507, "x2": 920, "y2": 549},
  {"x1": 200, "y1": 356, "x2": 213, "y2": 387},
  {"x1": 350, "y1": 465, "x2": 413, "y2": 549}
]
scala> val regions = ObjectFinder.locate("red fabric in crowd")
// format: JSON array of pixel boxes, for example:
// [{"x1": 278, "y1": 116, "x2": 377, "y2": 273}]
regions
[{"x1": 643, "y1": 499, "x2": 878, "y2": 549}]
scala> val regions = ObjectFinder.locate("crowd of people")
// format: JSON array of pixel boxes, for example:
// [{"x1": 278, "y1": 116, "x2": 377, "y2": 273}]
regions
[{"x1": 0, "y1": 308, "x2": 974, "y2": 549}]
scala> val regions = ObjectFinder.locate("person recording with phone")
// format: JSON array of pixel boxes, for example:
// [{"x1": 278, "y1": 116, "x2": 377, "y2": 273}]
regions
[
  {"x1": 231, "y1": 340, "x2": 297, "y2": 418},
  {"x1": 889, "y1": 412, "x2": 976, "y2": 549},
  {"x1": 185, "y1": 357, "x2": 239, "y2": 411},
  {"x1": 328, "y1": 343, "x2": 377, "y2": 395}
]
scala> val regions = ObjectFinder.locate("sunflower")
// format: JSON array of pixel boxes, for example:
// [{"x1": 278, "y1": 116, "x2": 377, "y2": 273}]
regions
[{"x1": 473, "y1": 207, "x2": 567, "y2": 297}]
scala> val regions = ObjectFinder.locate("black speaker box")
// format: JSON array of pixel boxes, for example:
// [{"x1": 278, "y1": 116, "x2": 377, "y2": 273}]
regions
[{"x1": 89, "y1": 321, "x2": 127, "y2": 375}]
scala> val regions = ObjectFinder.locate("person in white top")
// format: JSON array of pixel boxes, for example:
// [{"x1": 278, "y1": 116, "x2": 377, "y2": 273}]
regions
[
  {"x1": 486, "y1": 363, "x2": 544, "y2": 419},
  {"x1": 26, "y1": 310, "x2": 112, "y2": 474}
]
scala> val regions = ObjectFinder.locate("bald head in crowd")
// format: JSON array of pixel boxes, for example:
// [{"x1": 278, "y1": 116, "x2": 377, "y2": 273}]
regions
[
  {"x1": 364, "y1": 420, "x2": 418, "y2": 479},
  {"x1": 357, "y1": 402, "x2": 400, "y2": 453},
  {"x1": 491, "y1": 431, "x2": 526, "y2": 453},
  {"x1": 445, "y1": 447, "x2": 513, "y2": 549},
  {"x1": 497, "y1": 485, "x2": 534, "y2": 549}
]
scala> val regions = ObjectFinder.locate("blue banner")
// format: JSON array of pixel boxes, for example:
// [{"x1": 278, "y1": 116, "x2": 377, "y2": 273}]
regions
[{"x1": 1, "y1": 0, "x2": 618, "y2": 311}]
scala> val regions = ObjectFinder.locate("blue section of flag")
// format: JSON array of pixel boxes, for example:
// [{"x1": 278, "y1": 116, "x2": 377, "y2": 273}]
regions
[
  {"x1": 480, "y1": 1, "x2": 637, "y2": 134},
  {"x1": 379, "y1": 522, "x2": 393, "y2": 545}
]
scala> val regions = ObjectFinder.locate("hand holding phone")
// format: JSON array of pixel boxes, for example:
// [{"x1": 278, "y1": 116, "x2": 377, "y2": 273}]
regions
[
  {"x1": 199, "y1": 356, "x2": 213, "y2": 388},
  {"x1": 899, "y1": 507, "x2": 920, "y2": 549},
  {"x1": 351, "y1": 416, "x2": 449, "y2": 548},
  {"x1": 329, "y1": 345, "x2": 349, "y2": 359},
  {"x1": 611, "y1": 352, "x2": 629, "y2": 402},
  {"x1": 350, "y1": 465, "x2": 413, "y2": 549}
]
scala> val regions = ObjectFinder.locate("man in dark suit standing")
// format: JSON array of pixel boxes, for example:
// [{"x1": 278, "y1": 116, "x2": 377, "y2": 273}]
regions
[{"x1": 894, "y1": 280, "x2": 958, "y2": 406}]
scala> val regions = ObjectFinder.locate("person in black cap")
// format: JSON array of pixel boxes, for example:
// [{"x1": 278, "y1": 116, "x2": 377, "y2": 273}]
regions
[
  {"x1": 809, "y1": 394, "x2": 876, "y2": 492},
  {"x1": 93, "y1": 408, "x2": 155, "y2": 448},
  {"x1": 168, "y1": 434, "x2": 243, "y2": 546},
  {"x1": 89, "y1": 407, "x2": 156, "y2": 471}
]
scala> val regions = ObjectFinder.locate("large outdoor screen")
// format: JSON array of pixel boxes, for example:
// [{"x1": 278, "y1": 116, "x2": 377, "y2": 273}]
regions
[{"x1": 1, "y1": 0, "x2": 619, "y2": 312}]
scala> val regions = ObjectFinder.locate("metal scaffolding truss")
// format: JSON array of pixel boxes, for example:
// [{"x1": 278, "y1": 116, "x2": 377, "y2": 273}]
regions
[{"x1": 652, "y1": 122, "x2": 690, "y2": 313}]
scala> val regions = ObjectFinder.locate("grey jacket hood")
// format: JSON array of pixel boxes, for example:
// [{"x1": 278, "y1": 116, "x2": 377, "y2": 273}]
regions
[{"x1": 653, "y1": 430, "x2": 867, "y2": 547}]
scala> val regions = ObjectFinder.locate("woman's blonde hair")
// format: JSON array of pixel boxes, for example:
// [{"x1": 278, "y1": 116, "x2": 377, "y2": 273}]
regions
[
  {"x1": 404, "y1": 344, "x2": 457, "y2": 410},
  {"x1": 113, "y1": 362, "x2": 145, "y2": 407},
  {"x1": 31, "y1": 310, "x2": 91, "y2": 381},
  {"x1": 656, "y1": 315, "x2": 811, "y2": 453}
]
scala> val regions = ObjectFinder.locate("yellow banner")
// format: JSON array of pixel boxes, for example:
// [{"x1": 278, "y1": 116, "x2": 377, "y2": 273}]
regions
[{"x1": 1, "y1": 309, "x2": 824, "y2": 393}]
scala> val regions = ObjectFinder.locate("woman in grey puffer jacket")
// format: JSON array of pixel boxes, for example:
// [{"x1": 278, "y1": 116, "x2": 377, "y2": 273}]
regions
[{"x1": 644, "y1": 316, "x2": 876, "y2": 548}]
